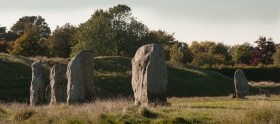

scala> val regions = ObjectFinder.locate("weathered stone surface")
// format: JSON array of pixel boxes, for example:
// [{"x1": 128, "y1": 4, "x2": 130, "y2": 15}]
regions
[
  {"x1": 66, "y1": 50, "x2": 95, "y2": 105},
  {"x1": 30, "y1": 60, "x2": 44, "y2": 106},
  {"x1": 131, "y1": 44, "x2": 167, "y2": 106},
  {"x1": 234, "y1": 69, "x2": 249, "y2": 98},
  {"x1": 45, "y1": 84, "x2": 51, "y2": 104},
  {"x1": 49, "y1": 64, "x2": 67, "y2": 105}
]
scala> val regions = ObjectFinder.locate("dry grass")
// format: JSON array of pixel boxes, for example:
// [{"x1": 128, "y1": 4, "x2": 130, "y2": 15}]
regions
[
  {"x1": 249, "y1": 81, "x2": 280, "y2": 87},
  {"x1": 0, "y1": 97, "x2": 134, "y2": 123},
  {"x1": 1, "y1": 96, "x2": 280, "y2": 123},
  {"x1": 0, "y1": 53, "x2": 33, "y2": 66}
]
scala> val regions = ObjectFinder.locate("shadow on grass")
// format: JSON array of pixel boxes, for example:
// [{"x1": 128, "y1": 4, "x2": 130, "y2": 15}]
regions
[
  {"x1": 0, "y1": 60, "x2": 50, "y2": 103},
  {"x1": 190, "y1": 106, "x2": 249, "y2": 109},
  {"x1": 159, "y1": 117, "x2": 195, "y2": 124},
  {"x1": 166, "y1": 63, "x2": 235, "y2": 97},
  {"x1": 139, "y1": 107, "x2": 159, "y2": 118}
]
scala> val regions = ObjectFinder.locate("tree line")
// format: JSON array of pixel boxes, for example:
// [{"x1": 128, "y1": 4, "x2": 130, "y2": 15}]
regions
[{"x1": 0, "y1": 4, "x2": 279, "y2": 66}]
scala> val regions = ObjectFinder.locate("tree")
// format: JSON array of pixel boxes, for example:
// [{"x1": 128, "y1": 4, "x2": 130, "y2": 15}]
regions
[
  {"x1": 227, "y1": 45, "x2": 235, "y2": 55},
  {"x1": 144, "y1": 30, "x2": 193, "y2": 62},
  {"x1": 11, "y1": 16, "x2": 51, "y2": 39},
  {"x1": 144, "y1": 30, "x2": 180, "y2": 60},
  {"x1": 0, "y1": 26, "x2": 6, "y2": 40},
  {"x1": 250, "y1": 36, "x2": 276, "y2": 66},
  {"x1": 71, "y1": 11, "x2": 117, "y2": 57},
  {"x1": 179, "y1": 42, "x2": 193, "y2": 63},
  {"x1": 191, "y1": 52, "x2": 226, "y2": 67},
  {"x1": 0, "y1": 26, "x2": 7, "y2": 52},
  {"x1": 0, "y1": 26, "x2": 18, "y2": 41},
  {"x1": 273, "y1": 45, "x2": 280, "y2": 66},
  {"x1": 189, "y1": 41, "x2": 230, "y2": 66},
  {"x1": 165, "y1": 41, "x2": 193, "y2": 63},
  {"x1": 45, "y1": 23, "x2": 77, "y2": 57},
  {"x1": 145, "y1": 30, "x2": 176, "y2": 46},
  {"x1": 213, "y1": 43, "x2": 232, "y2": 61},
  {"x1": 71, "y1": 4, "x2": 149, "y2": 57},
  {"x1": 0, "y1": 25, "x2": 18, "y2": 53},
  {"x1": 0, "y1": 40, "x2": 14, "y2": 53},
  {"x1": 107, "y1": 4, "x2": 150, "y2": 57},
  {"x1": 9, "y1": 24, "x2": 45, "y2": 56},
  {"x1": 169, "y1": 43, "x2": 184, "y2": 62},
  {"x1": 232, "y1": 42, "x2": 254, "y2": 65}
]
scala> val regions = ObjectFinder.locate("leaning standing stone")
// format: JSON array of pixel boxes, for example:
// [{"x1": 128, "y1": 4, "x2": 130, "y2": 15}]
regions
[
  {"x1": 234, "y1": 69, "x2": 249, "y2": 98},
  {"x1": 66, "y1": 50, "x2": 95, "y2": 105},
  {"x1": 30, "y1": 60, "x2": 44, "y2": 106},
  {"x1": 49, "y1": 64, "x2": 67, "y2": 105},
  {"x1": 131, "y1": 44, "x2": 168, "y2": 106}
]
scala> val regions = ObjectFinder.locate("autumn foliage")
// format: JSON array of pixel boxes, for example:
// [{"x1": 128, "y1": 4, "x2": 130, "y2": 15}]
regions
[{"x1": 250, "y1": 36, "x2": 276, "y2": 66}]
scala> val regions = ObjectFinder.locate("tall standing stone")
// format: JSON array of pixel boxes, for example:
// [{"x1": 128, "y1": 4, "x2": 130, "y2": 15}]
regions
[
  {"x1": 30, "y1": 60, "x2": 44, "y2": 106},
  {"x1": 67, "y1": 50, "x2": 95, "y2": 105},
  {"x1": 49, "y1": 64, "x2": 67, "y2": 105},
  {"x1": 234, "y1": 69, "x2": 249, "y2": 98},
  {"x1": 131, "y1": 44, "x2": 168, "y2": 106}
]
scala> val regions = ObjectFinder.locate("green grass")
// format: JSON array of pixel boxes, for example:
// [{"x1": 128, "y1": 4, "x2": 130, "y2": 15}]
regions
[
  {"x1": 167, "y1": 62, "x2": 234, "y2": 97},
  {"x1": 1, "y1": 96, "x2": 280, "y2": 123}
]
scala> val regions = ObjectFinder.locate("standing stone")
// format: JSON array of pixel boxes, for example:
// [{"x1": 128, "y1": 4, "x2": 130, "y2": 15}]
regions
[
  {"x1": 49, "y1": 64, "x2": 67, "y2": 105},
  {"x1": 67, "y1": 50, "x2": 95, "y2": 105},
  {"x1": 30, "y1": 60, "x2": 44, "y2": 106},
  {"x1": 234, "y1": 69, "x2": 249, "y2": 98},
  {"x1": 131, "y1": 44, "x2": 168, "y2": 106}
]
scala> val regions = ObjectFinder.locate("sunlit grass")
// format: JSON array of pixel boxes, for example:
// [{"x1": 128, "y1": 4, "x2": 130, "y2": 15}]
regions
[
  {"x1": 1, "y1": 96, "x2": 280, "y2": 123},
  {"x1": 250, "y1": 81, "x2": 280, "y2": 87}
]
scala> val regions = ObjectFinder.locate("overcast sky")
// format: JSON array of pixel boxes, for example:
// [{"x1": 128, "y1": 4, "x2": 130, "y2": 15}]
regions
[{"x1": 1, "y1": 0, "x2": 279, "y2": 46}]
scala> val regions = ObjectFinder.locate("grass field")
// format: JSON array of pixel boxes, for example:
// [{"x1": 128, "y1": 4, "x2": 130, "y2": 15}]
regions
[
  {"x1": 1, "y1": 53, "x2": 280, "y2": 123},
  {"x1": 1, "y1": 96, "x2": 280, "y2": 123}
]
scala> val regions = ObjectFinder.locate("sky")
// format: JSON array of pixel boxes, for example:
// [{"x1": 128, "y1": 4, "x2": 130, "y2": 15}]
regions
[{"x1": 0, "y1": 0, "x2": 279, "y2": 46}]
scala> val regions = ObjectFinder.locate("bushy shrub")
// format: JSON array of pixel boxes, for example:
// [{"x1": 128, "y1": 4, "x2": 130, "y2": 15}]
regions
[
  {"x1": 169, "y1": 43, "x2": 184, "y2": 62},
  {"x1": 191, "y1": 52, "x2": 226, "y2": 67}
]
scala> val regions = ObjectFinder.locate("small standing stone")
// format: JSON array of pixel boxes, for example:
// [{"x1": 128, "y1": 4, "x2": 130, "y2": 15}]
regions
[
  {"x1": 49, "y1": 64, "x2": 67, "y2": 105},
  {"x1": 234, "y1": 69, "x2": 249, "y2": 98},
  {"x1": 66, "y1": 50, "x2": 95, "y2": 105},
  {"x1": 30, "y1": 60, "x2": 44, "y2": 106},
  {"x1": 131, "y1": 44, "x2": 168, "y2": 106}
]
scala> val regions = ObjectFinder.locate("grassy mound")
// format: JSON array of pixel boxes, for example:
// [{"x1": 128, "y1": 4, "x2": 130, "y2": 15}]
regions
[
  {"x1": 0, "y1": 53, "x2": 68, "y2": 102},
  {"x1": 94, "y1": 56, "x2": 235, "y2": 98},
  {"x1": 0, "y1": 53, "x2": 269, "y2": 102}
]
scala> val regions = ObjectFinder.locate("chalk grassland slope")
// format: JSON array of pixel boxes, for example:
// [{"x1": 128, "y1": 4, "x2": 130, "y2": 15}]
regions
[
  {"x1": 95, "y1": 56, "x2": 235, "y2": 98},
  {"x1": 0, "y1": 53, "x2": 69, "y2": 102},
  {"x1": 0, "y1": 53, "x2": 257, "y2": 102}
]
